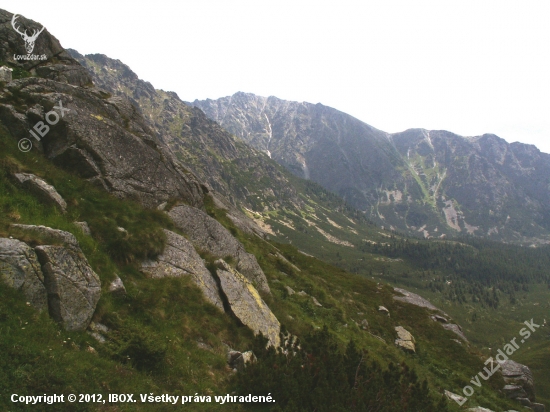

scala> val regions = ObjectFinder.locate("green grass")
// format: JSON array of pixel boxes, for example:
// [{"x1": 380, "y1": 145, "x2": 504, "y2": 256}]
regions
[{"x1": 0, "y1": 121, "x2": 538, "y2": 411}]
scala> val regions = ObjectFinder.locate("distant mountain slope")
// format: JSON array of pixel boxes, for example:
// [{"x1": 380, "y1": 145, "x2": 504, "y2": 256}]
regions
[
  {"x1": 67, "y1": 52, "x2": 304, "y2": 213},
  {"x1": 193, "y1": 92, "x2": 550, "y2": 244}
]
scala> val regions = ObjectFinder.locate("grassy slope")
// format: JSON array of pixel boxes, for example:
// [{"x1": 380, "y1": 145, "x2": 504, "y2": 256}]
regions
[
  {"x1": 0, "y1": 122, "x2": 532, "y2": 411},
  {"x1": 258, "y1": 175, "x2": 550, "y2": 409}
]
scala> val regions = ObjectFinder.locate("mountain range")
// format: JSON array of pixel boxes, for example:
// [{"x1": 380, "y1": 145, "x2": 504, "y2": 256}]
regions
[{"x1": 192, "y1": 92, "x2": 550, "y2": 244}]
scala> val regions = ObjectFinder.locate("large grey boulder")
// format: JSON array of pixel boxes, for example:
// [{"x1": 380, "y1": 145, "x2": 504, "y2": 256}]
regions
[
  {"x1": 215, "y1": 260, "x2": 280, "y2": 347},
  {"x1": 140, "y1": 230, "x2": 223, "y2": 310},
  {"x1": 13, "y1": 173, "x2": 67, "y2": 213},
  {"x1": 35, "y1": 245, "x2": 101, "y2": 331},
  {"x1": 169, "y1": 205, "x2": 270, "y2": 293},
  {"x1": 0, "y1": 238, "x2": 47, "y2": 311}
]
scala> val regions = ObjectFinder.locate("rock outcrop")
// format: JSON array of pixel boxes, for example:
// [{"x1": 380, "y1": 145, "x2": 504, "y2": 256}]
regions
[
  {"x1": 3, "y1": 225, "x2": 101, "y2": 331},
  {"x1": 0, "y1": 238, "x2": 47, "y2": 310},
  {"x1": 0, "y1": 10, "x2": 206, "y2": 210},
  {"x1": 13, "y1": 173, "x2": 67, "y2": 213},
  {"x1": 35, "y1": 245, "x2": 100, "y2": 331},
  {"x1": 140, "y1": 229, "x2": 223, "y2": 310},
  {"x1": 394, "y1": 287, "x2": 444, "y2": 313},
  {"x1": 215, "y1": 260, "x2": 280, "y2": 347},
  {"x1": 498, "y1": 360, "x2": 546, "y2": 411},
  {"x1": 169, "y1": 205, "x2": 270, "y2": 293},
  {"x1": 442, "y1": 323, "x2": 468, "y2": 342},
  {"x1": 394, "y1": 326, "x2": 415, "y2": 353},
  {"x1": 394, "y1": 287, "x2": 468, "y2": 342},
  {"x1": 11, "y1": 224, "x2": 80, "y2": 250}
]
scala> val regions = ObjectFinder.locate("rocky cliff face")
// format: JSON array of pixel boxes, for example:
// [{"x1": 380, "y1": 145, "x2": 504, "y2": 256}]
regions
[
  {"x1": 0, "y1": 10, "x2": 205, "y2": 209},
  {"x1": 193, "y1": 92, "x2": 550, "y2": 244},
  {"x1": 68, "y1": 51, "x2": 304, "y2": 213}
]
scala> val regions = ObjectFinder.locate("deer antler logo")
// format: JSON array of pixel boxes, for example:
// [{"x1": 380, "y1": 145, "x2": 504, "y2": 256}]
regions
[{"x1": 11, "y1": 14, "x2": 45, "y2": 54}]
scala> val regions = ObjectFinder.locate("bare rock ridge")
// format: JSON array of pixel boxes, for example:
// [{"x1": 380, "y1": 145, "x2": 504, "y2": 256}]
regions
[
  {"x1": 192, "y1": 92, "x2": 550, "y2": 244},
  {"x1": 67, "y1": 50, "x2": 304, "y2": 215}
]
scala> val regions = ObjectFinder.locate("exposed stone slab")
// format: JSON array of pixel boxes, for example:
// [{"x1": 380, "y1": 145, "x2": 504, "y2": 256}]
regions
[
  {"x1": 140, "y1": 230, "x2": 223, "y2": 310},
  {"x1": 442, "y1": 323, "x2": 469, "y2": 342},
  {"x1": 35, "y1": 245, "x2": 101, "y2": 331},
  {"x1": 169, "y1": 205, "x2": 269, "y2": 293},
  {"x1": 215, "y1": 260, "x2": 280, "y2": 347},
  {"x1": 499, "y1": 360, "x2": 535, "y2": 402},
  {"x1": 10, "y1": 224, "x2": 80, "y2": 251},
  {"x1": 13, "y1": 173, "x2": 67, "y2": 213}
]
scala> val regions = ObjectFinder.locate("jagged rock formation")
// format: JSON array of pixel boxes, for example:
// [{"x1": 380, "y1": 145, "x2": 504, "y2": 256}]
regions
[
  {"x1": 193, "y1": 92, "x2": 550, "y2": 244},
  {"x1": 13, "y1": 173, "x2": 67, "y2": 212},
  {"x1": 140, "y1": 229, "x2": 223, "y2": 310},
  {"x1": 1, "y1": 225, "x2": 100, "y2": 331},
  {"x1": 0, "y1": 238, "x2": 47, "y2": 310},
  {"x1": 0, "y1": 12, "x2": 91, "y2": 87},
  {"x1": 168, "y1": 205, "x2": 270, "y2": 293},
  {"x1": 215, "y1": 260, "x2": 280, "y2": 347}
]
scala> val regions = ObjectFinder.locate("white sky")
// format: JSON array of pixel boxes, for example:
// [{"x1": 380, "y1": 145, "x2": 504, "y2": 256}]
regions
[{"x1": 4, "y1": 1, "x2": 550, "y2": 154}]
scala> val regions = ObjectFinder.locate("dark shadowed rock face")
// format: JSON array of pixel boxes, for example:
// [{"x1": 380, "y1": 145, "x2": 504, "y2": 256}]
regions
[{"x1": 193, "y1": 92, "x2": 550, "y2": 244}]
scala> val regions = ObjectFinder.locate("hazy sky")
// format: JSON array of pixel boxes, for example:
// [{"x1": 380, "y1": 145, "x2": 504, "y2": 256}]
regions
[{"x1": 5, "y1": 1, "x2": 550, "y2": 153}]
